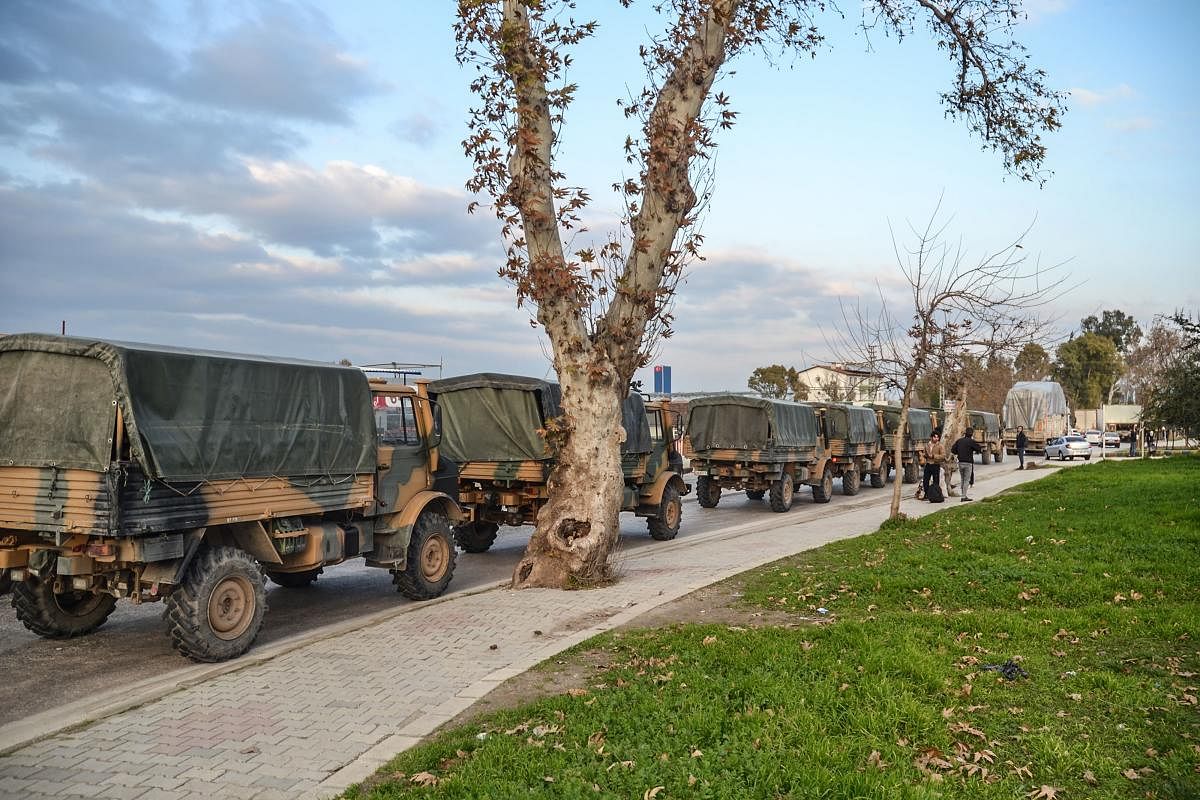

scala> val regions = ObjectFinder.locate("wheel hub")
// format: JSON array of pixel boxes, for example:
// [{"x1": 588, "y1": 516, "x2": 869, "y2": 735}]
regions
[
  {"x1": 208, "y1": 575, "x2": 254, "y2": 641},
  {"x1": 421, "y1": 535, "x2": 449, "y2": 581}
]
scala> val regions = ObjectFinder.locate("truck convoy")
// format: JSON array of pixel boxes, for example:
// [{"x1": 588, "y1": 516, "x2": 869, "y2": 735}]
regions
[
  {"x1": 0, "y1": 334, "x2": 462, "y2": 662},
  {"x1": 428, "y1": 373, "x2": 690, "y2": 549},
  {"x1": 869, "y1": 404, "x2": 934, "y2": 485},
  {"x1": 1002, "y1": 381, "x2": 1071, "y2": 455}
]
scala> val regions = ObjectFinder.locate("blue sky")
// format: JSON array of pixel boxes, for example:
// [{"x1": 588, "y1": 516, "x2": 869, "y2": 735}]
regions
[{"x1": 1, "y1": 1, "x2": 1196, "y2": 391}]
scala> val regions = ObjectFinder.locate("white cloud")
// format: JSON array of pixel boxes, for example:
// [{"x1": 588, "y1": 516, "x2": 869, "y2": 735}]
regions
[
  {"x1": 1069, "y1": 83, "x2": 1135, "y2": 109},
  {"x1": 1106, "y1": 116, "x2": 1155, "y2": 133}
]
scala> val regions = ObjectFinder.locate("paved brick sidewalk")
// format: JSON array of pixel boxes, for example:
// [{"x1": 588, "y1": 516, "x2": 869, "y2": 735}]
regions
[{"x1": 0, "y1": 464, "x2": 1068, "y2": 800}]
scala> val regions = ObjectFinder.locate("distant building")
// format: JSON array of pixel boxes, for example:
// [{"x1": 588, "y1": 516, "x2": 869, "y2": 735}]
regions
[{"x1": 795, "y1": 363, "x2": 888, "y2": 404}]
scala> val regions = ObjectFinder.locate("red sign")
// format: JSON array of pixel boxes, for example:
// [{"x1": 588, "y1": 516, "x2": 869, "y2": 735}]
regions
[{"x1": 372, "y1": 395, "x2": 406, "y2": 410}]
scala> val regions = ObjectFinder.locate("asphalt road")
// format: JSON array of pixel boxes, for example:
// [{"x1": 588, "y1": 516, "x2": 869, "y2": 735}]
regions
[{"x1": 0, "y1": 455, "x2": 1051, "y2": 727}]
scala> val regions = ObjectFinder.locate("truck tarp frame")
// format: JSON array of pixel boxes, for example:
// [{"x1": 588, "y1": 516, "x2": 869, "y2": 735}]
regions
[
  {"x1": 817, "y1": 403, "x2": 879, "y2": 445},
  {"x1": 686, "y1": 395, "x2": 819, "y2": 451},
  {"x1": 0, "y1": 334, "x2": 377, "y2": 482},
  {"x1": 428, "y1": 373, "x2": 651, "y2": 464},
  {"x1": 1003, "y1": 381, "x2": 1069, "y2": 429}
]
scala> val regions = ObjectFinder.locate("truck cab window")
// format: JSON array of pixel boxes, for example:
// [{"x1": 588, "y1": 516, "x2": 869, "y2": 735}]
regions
[{"x1": 374, "y1": 395, "x2": 420, "y2": 446}]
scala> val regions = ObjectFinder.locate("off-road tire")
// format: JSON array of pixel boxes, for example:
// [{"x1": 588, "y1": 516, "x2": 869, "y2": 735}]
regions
[
  {"x1": 981, "y1": 448, "x2": 993, "y2": 465},
  {"x1": 454, "y1": 521, "x2": 500, "y2": 553},
  {"x1": 696, "y1": 476, "x2": 721, "y2": 509},
  {"x1": 811, "y1": 466, "x2": 834, "y2": 504},
  {"x1": 12, "y1": 579, "x2": 117, "y2": 639},
  {"x1": 393, "y1": 512, "x2": 457, "y2": 600},
  {"x1": 164, "y1": 546, "x2": 267, "y2": 662},
  {"x1": 1085, "y1": 454, "x2": 1091, "y2": 461},
  {"x1": 265, "y1": 567, "x2": 322, "y2": 588},
  {"x1": 0, "y1": 569, "x2": 11, "y2": 596},
  {"x1": 842, "y1": 469, "x2": 861, "y2": 496},
  {"x1": 648, "y1": 484, "x2": 683, "y2": 541},
  {"x1": 870, "y1": 458, "x2": 887, "y2": 489},
  {"x1": 994, "y1": 447, "x2": 1005, "y2": 463},
  {"x1": 745, "y1": 489, "x2": 766, "y2": 500},
  {"x1": 902, "y1": 461, "x2": 920, "y2": 484},
  {"x1": 769, "y1": 473, "x2": 794, "y2": 513}
]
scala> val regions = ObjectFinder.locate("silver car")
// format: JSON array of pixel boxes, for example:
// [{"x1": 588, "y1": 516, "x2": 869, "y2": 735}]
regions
[{"x1": 1046, "y1": 435, "x2": 1092, "y2": 461}]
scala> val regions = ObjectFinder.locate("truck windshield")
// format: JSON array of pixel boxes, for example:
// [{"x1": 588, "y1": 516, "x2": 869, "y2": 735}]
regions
[{"x1": 373, "y1": 395, "x2": 420, "y2": 446}]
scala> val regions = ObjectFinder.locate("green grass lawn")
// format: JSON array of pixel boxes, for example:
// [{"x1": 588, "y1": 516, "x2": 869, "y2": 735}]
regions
[{"x1": 347, "y1": 458, "x2": 1200, "y2": 799}]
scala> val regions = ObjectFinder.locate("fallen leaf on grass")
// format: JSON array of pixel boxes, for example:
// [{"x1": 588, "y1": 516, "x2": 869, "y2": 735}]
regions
[
  {"x1": 866, "y1": 750, "x2": 888, "y2": 770},
  {"x1": 1027, "y1": 785, "x2": 1061, "y2": 799},
  {"x1": 1082, "y1": 770, "x2": 1097, "y2": 785},
  {"x1": 410, "y1": 772, "x2": 439, "y2": 786},
  {"x1": 1122, "y1": 768, "x2": 1140, "y2": 780},
  {"x1": 643, "y1": 787, "x2": 663, "y2": 799},
  {"x1": 688, "y1": 775, "x2": 697, "y2": 786},
  {"x1": 566, "y1": 688, "x2": 590, "y2": 697},
  {"x1": 691, "y1": 748, "x2": 703, "y2": 759},
  {"x1": 800, "y1": 641, "x2": 815, "y2": 651},
  {"x1": 702, "y1": 635, "x2": 718, "y2": 646}
]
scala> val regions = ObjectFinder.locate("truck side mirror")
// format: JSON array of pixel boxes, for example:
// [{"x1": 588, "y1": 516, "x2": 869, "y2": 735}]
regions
[{"x1": 428, "y1": 403, "x2": 444, "y2": 450}]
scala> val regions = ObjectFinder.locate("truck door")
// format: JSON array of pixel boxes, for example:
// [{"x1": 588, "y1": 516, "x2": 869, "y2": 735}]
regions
[{"x1": 373, "y1": 393, "x2": 429, "y2": 514}]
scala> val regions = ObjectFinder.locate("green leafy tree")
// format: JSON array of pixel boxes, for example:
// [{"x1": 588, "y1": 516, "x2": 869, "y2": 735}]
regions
[
  {"x1": 1081, "y1": 309, "x2": 1142, "y2": 354},
  {"x1": 747, "y1": 365, "x2": 800, "y2": 399},
  {"x1": 1013, "y1": 342, "x2": 1051, "y2": 381},
  {"x1": 1142, "y1": 312, "x2": 1200, "y2": 441},
  {"x1": 1053, "y1": 333, "x2": 1122, "y2": 409}
]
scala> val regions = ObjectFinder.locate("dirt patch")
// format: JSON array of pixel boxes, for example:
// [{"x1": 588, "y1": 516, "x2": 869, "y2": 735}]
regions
[{"x1": 440, "y1": 577, "x2": 805, "y2": 732}]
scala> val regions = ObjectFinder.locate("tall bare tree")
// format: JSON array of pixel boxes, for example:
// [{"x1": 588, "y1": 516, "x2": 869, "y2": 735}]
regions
[
  {"x1": 836, "y1": 200, "x2": 1065, "y2": 517},
  {"x1": 455, "y1": 0, "x2": 1066, "y2": 588}
]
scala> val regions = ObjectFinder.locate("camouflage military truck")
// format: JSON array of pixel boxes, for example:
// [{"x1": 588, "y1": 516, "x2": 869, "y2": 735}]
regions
[
  {"x1": 808, "y1": 403, "x2": 881, "y2": 499},
  {"x1": 967, "y1": 410, "x2": 1005, "y2": 463},
  {"x1": 428, "y1": 374, "x2": 690, "y2": 551},
  {"x1": 685, "y1": 395, "x2": 821, "y2": 512},
  {"x1": 0, "y1": 334, "x2": 461, "y2": 662},
  {"x1": 867, "y1": 405, "x2": 934, "y2": 486}
]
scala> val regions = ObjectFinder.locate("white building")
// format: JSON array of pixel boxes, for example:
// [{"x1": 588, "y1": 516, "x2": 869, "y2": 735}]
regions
[{"x1": 796, "y1": 363, "x2": 888, "y2": 404}]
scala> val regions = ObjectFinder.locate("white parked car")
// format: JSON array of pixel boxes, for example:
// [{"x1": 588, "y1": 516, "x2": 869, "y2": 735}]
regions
[
  {"x1": 1085, "y1": 429, "x2": 1103, "y2": 446},
  {"x1": 1103, "y1": 432, "x2": 1121, "y2": 448},
  {"x1": 1046, "y1": 435, "x2": 1092, "y2": 461}
]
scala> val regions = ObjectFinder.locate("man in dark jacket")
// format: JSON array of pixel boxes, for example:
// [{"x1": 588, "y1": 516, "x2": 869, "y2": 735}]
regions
[
  {"x1": 1016, "y1": 427, "x2": 1028, "y2": 470},
  {"x1": 952, "y1": 428, "x2": 982, "y2": 502}
]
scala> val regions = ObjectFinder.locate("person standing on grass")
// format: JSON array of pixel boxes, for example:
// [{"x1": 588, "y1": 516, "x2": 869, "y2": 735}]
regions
[
  {"x1": 952, "y1": 427, "x2": 982, "y2": 502},
  {"x1": 1016, "y1": 426, "x2": 1028, "y2": 470},
  {"x1": 922, "y1": 432, "x2": 944, "y2": 498}
]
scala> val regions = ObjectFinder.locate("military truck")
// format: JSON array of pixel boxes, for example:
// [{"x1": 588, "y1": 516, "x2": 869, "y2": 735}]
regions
[
  {"x1": 685, "y1": 395, "x2": 821, "y2": 512},
  {"x1": 967, "y1": 410, "x2": 1005, "y2": 463},
  {"x1": 867, "y1": 405, "x2": 934, "y2": 485},
  {"x1": 428, "y1": 374, "x2": 690, "y2": 550},
  {"x1": 0, "y1": 334, "x2": 461, "y2": 662},
  {"x1": 1002, "y1": 381, "x2": 1070, "y2": 455},
  {"x1": 808, "y1": 403, "x2": 881, "y2": 498}
]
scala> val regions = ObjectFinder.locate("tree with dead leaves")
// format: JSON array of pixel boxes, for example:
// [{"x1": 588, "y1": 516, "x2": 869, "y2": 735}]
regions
[
  {"x1": 836, "y1": 199, "x2": 1065, "y2": 517},
  {"x1": 455, "y1": 0, "x2": 1066, "y2": 587}
]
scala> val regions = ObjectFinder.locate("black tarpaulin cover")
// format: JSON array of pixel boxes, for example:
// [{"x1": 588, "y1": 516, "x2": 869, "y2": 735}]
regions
[
  {"x1": 0, "y1": 334, "x2": 376, "y2": 481},
  {"x1": 429, "y1": 373, "x2": 651, "y2": 463},
  {"x1": 686, "y1": 395, "x2": 818, "y2": 451},
  {"x1": 818, "y1": 403, "x2": 879, "y2": 445}
]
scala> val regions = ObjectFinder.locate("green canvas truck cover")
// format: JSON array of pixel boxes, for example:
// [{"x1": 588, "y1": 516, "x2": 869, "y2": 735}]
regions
[
  {"x1": 817, "y1": 403, "x2": 879, "y2": 445},
  {"x1": 0, "y1": 333, "x2": 376, "y2": 482},
  {"x1": 872, "y1": 405, "x2": 933, "y2": 442},
  {"x1": 686, "y1": 395, "x2": 818, "y2": 451},
  {"x1": 969, "y1": 410, "x2": 1001, "y2": 437},
  {"x1": 429, "y1": 373, "x2": 652, "y2": 464}
]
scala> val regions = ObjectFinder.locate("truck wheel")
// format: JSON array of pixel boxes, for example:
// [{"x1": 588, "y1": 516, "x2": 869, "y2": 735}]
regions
[
  {"x1": 12, "y1": 579, "x2": 117, "y2": 639},
  {"x1": 394, "y1": 511, "x2": 457, "y2": 600},
  {"x1": 811, "y1": 466, "x2": 834, "y2": 504},
  {"x1": 454, "y1": 521, "x2": 500, "y2": 553},
  {"x1": 994, "y1": 447, "x2": 1005, "y2": 463},
  {"x1": 648, "y1": 484, "x2": 682, "y2": 541},
  {"x1": 745, "y1": 489, "x2": 766, "y2": 500},
  {"x1": 902, "y1": 461, "x2": 920, "y2": 484},
  {"x1": 0, "y1": 569, "x2": 10, "y2": 596},
  {"x1": 842, "y1": 469, "x2": 861, "y2": 496},
  {"x1": 164, "y1": 546, "x2": 267, "y2": 663},
  {"x1": 265, "y1": 567, "x2": 322, "y2": 588},
  {"x1": 769, "y1": 473, "x2": 794, "y2": 513},
  {"x1": 869, "y1": 458, "x2": 887, "y2": 489},
  {"x1": 696, "y1": 476, "x2": 721, "y2": 508},
  {"x1": 981, "y1": 448, "x2": 993, "y2": 465}
]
